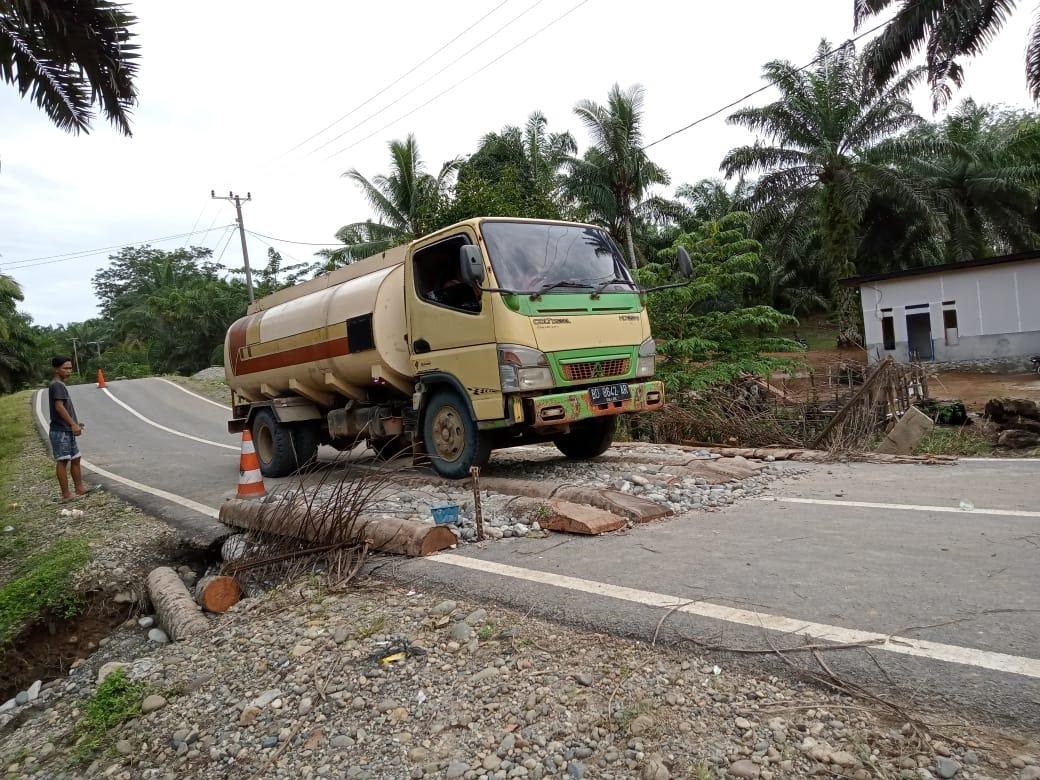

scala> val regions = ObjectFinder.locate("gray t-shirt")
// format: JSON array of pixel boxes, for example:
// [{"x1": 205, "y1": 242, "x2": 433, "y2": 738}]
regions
[{"x1": 48, "y1": 379, "x2": 77, "y2": 431}]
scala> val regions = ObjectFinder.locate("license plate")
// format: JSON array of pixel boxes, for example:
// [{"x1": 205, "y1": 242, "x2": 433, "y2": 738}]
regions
[{"x1": 589, "y1": 383, "x2": 631, "y2": 405}]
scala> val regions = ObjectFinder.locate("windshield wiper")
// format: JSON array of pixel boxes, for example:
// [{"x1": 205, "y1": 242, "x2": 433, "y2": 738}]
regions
[
  {"x1": 529, "y1": 280, "x2": 593, "y2": 300},
  {"x1": 590, "y1": 277, "x2": 637, "y2": 298}
]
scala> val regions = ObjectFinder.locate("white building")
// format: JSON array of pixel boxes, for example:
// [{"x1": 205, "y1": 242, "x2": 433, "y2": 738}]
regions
[{"x1": 844, "y1": 251, "x2": 1040, "y2": 365}]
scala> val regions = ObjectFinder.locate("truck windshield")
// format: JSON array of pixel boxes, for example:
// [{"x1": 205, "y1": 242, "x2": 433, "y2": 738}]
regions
[{"x1": 481, "y1": 221, "x2": 635, "y2": 294}]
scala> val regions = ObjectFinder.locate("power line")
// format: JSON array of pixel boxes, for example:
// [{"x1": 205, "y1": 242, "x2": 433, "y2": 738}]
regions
[
  {"x1": 215, "y1": 226, "x2": 238, "y2": 264},
  {"x1": 247, "y1": 231, "x2": 310, "y2": 268},
  {"x1": 641, "y1": 1, "x2": 924, "y2": 151},
  {"x1": 245, "y1": 229, "x2": 344, "y2": 247},
  {"x1": 283, "y1": 0, "x2": 512, "y2": 158},
  {"x1": 328, "y1": 0, "x2": 590, "y2": 160},
  {"x1": 309, "y1": 0, "x2": 546, "y2": 156},
  {"x1": 1, "y1": 225, "x2": 237, "y2": 271}
]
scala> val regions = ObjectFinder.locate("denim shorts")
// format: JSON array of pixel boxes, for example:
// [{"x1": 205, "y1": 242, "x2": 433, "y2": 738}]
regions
[{"x1": 49, "y1": 429, "x2": 81, "y2": 461}]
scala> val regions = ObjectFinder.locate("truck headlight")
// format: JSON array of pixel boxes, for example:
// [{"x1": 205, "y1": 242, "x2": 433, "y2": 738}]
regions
[
  {"x1": 636, "y1": 338, "x2": 656, "y2": 377},
  {"x1": 498, "y1": 344, "x2": 554, "y2": 392}
]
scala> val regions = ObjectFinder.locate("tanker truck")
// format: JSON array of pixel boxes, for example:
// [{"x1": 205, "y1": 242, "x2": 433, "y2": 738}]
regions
[{"x1": 224, "y1": 217, "x2": 689, "y2": 479}]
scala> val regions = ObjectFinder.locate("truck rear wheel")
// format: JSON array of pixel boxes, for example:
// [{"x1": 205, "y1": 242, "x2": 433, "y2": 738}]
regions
[
  {"x1": 554, "y1": 416, "x2": 617, "y2": 460},
  {"x1": 252, "y1": 409, "x2": 315, "y2": 477},
  {"x1": 422, "y1": 389, "x2": 490, "y2": 479}
]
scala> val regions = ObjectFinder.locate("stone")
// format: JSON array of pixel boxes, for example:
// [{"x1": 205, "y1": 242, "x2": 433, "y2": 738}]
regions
[
  {"x1": 147, "y1": 628, "x2": 170, "y2": 644},
  {"x1": 331, "y1": 735, "x2": 354, "y2": 748},
  {"x1": 735, "y1": 717, "x2": 752, "y2": 730},
  {"x1": 141, "y1": 695, "x2": 167, "y2": 714},
  {"x1": 0, "y1": 699, "x2": 15, "y2": 713},
  {"x1": 97, "y1": 662, "x2": 127, "y2": 684},
  {"x1": 113, "y1": 591, "x2": 134, "y2": 604},
  {"x1": 484, "y1": 754, "x2": 503, "y2": 771},
  {"x1": 238, "y1": 705, "x2": 260, "y2": 726},
  {"x1": 877, "y1": 406, "x2": 934, "y2": 455},
  {"x1": 26, "y1": 680, "x2": 41, "y2": 702},
  {"x1": 15, "y1": 691, "x2": 28, "y2": 706},
  {"x1": 642, "y1": 757, "x2": 671, "y2": 779},
  {"x1": 463, "y1": 608, "x2": 488, "y2": 626},
  {"x1": 408, "y1": 747, "x2": 428, "y2": 763},
  {"x1": 333, "y1": 627, "x2": 349, "y2": 644},
  {"x1": 1020, "y1": 768, "x2": 1040, "y2": 780},
  {"x1": 138, "y1": 616, "x2": 154, "y2": 628},
  {"x1": 935, "y1": 758, "x2": 960, "y2": 778},
  {"x1": 446, "y1": 761, "x2": 469, "y2": 779},
  {"x1": 115, "y1": 740, "x2": 132, "y2": 755},
  {"x1": 629, "y1": 714, "x2": 654, "y2": 736},
  {"x1": 431, "y1": 600, "x2": 457, "y2": 616},
  {"x1": 729, "y1": 759, "x2": 761, "y2": 778},
  {"x1": 575, "y1": 673, "x2": 593, "y2": 687},
  {"x1": 450, "y1": 622, "x2": 474, "y2": 642},
  {"x1": 830, "y1": 751, "x2": 859, "y2": 768},
  {"x1": 261, "y1": 735, "x2": 278, "y2": 748},
  {"x1": 251, "y1": 689, "x2": 281, "y2": 707}
]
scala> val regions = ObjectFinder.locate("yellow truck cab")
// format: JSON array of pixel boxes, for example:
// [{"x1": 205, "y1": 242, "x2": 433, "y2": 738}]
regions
[{"x1": 225, "y1": 217, "x2": 671, "y2": 478}]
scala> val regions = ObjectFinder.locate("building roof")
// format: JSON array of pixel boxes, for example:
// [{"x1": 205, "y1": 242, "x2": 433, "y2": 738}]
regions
[{"x1": 840, "y1": 248, "x2": 1040, "y2": 286}]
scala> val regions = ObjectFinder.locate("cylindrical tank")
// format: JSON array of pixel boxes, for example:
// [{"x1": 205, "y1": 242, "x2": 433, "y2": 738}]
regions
[{"x1": 224, "y1": 262, "x2": 413, "y2": 405}]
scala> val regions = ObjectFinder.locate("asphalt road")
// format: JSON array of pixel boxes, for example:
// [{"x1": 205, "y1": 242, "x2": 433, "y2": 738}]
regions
[{"x1": 34, "y1": 378, "x2": 1040, "y2": 730}]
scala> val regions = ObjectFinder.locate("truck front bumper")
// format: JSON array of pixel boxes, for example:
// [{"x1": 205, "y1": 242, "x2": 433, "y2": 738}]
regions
[{"x1": 526, "y1": 380, "x2": 664, "y2": 428}]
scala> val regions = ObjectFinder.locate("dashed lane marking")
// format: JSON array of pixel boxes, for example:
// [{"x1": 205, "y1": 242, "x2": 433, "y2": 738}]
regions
[{"x1": 757, "y1": 495, "x2": 1040, "y2": 518}]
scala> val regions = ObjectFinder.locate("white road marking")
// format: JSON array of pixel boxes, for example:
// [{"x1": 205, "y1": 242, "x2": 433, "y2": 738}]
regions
[
  {"x1": 431, "y1": 553, "x2": 1040, "y2": 679},
  {"x1": 156, "y1": 377, "x2": 229, "y2": 410},
  {"x1": 101, "y1": 387, "x2": 238, "y2": 451},
  {"x1": 34, "y1": 391, "x2": 220, "y2": 518},
  {"x1": 31, "y1": 389, "x2": 1040, "y2": 679},
  {"x1": 961, "y1": 457, "x2": 1040, "y2": 463},
  {"x1": 758, "y1": 495, "x2": 1040, "y2": 519}
]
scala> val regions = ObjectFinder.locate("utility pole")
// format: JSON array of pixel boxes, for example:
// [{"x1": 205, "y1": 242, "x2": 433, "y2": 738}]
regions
[
  {"x1": 87, "y1": 340, "x2": 104, "y2": 357},
  {"x1": 211, "y1": 190, "x2": 254, "y2": 302},
  {"x1": 70, "y1": 338, "x2": 81, "y2": 375}
]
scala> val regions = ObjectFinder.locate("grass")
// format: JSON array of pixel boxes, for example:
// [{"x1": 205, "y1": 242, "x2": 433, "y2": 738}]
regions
[
  {"x1": 355, "y1": 614, "x2": 387, "y2": 640},
  {"x1": 71, "y1": 667, "x2": 146, "y2": 762},
  {"x1": 0, "y1": 391, "x2": 92, "y2": 645},
  {"x1": 914, "y1": 425, "x2": 994, "y2": 456}
]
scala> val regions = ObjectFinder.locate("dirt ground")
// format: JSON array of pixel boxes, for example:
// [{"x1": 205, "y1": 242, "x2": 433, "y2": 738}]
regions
[{"x1": 928, "y1": 371, "x2": 1040, "y2": 411}]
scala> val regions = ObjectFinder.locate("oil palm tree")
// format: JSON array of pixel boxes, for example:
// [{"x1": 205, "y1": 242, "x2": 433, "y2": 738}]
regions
[
  {"x1": 907, "y1": 99, "x2": 1040, "y2": 260},
  {"x1": 0, "y1": 0, "x2": 139, "y2": 135},
  {"x1": 566, "y1": 83, "x2": 670, "y2": 267},
  {"x1": 721, "y1": 40, "x2": 934, "y2": 341},
  {"x1": 332, "y1": 134, "x2": 461, "y2": 263},
  {"x1": 854, "y1": 0, "x2": 1040, "y2": 106}
]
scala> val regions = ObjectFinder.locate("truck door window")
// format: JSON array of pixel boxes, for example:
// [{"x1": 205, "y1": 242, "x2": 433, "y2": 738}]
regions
[{"x1": 414, "y1": 235, "x2": 481, "y2": 314}]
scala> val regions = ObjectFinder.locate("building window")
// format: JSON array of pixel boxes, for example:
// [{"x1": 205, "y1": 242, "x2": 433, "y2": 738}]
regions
[
  {"x1": 881, "y1": 315, "x2": 895, "y2": 350},
  {"x1": 943, "y1": 306, "x2": 959, "y2": 346}
]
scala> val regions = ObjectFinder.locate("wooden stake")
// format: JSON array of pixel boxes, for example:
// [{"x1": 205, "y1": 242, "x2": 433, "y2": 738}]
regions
[{"x1": 470, "y1": 465, "x2": 485, "y2": 542}]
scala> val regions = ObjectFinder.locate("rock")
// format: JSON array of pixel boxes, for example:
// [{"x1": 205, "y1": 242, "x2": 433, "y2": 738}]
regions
[
  {"x1": 141, "y1": 694, "x2": 167, "y2": 714},
  {"x1": 330, "y1": 735, "x2": 354, "y2": 749},
  {"x1": 568, "y1": 761, "x2": 586, "y2": 778},
  {"x1": 998, "y1": 429, "x2": 1040, "y2": 449},
  {"x1": 446, "y1": 760, "x2": 469, "y2": 779},
  {"x1": 935, "y1": 758, "x2": 960, "y2": 778},
  {"x1": 137, "y1": 616, "x2": 154, "y2": 628},
  {"x1": 261, "y1": 735, "x2": 278, "y2": 748},
  {"x1": 484, "y1": 754, "x2": 503, "y2": 771},
  {"x1": 238, "y1": 706, "x2": 260, "y2": 726},
  {"x1": 575, "y1": 673, "x2": 593, "y2": 687},
  {"x1": 251, "y1": 689, "x2": 282, "y2": 708},
  {"x1": 642, "y1": 757, "x2": 671, "y2": 779},
  {"x1": 463, "y1": 608, "x2": 487, "y2": 626},
  {"x1": 629, "y1": 714, "x2": 655, "y2": 736},
  {"x1": 1020, "y1": 768, "x2": 1040, "y2": 780},
  {"x1": 147, "y1": 628, "x2": 170, "y2": 644},
  {"x1": 431, "y1": 600, "x2": 457, "y2": 616},
  {"x1": 26, "y1": 680, "x2": 41, "y2": 702},
  {"x1": 962, "y1": 751, "x2": 978, "y2": 765},
  {"x1": 333, "y1": 627, "x2": 349, "y2": 644},
  {"x1": 15, "y1": 691, "x2": 28, "y2": 706},
  {"x1": 729, "y1": 759, "x2": 761, "y2": 778},
  {"x1": 0, "y1": 699, "x2": 15, "y2": 713},
  {"x1": 115, "y1": 740, "x2": 133, "y2": 755},
  {"x1": 830, "y1": 751, "x2": 859, "y2": 768},
  {"x1": 97, "y1": 661, "x2": 127, "y2": 684},
  {"x1": 735, "y1": 717, "x2": 752, "y2": 730},
  {"x1": 113, "y1": 591, "x2": 134, "y2": 604},
  {"x1": 450, "y1": 622, "x2": 474, "y2": 642}
]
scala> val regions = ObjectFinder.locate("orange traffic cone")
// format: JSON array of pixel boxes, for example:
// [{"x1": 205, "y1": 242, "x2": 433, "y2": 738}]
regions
[
  {"x1": 96, "y1": 369, "x2": 106, "y2": 389},
  {"x1": 236, "y1": 429, "x2": 267, "y2": 499}
]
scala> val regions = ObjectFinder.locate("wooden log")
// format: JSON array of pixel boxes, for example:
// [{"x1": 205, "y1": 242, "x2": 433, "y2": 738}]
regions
[
  {"x1": 146, "y1": 566, "x2": 209, "y2": 640},
  {"x1": 195, "y1": 575, "x2": 242, "y2": 613},
  {"x1": 218, "y1": 499, "x2": 457, "y2": 557}
]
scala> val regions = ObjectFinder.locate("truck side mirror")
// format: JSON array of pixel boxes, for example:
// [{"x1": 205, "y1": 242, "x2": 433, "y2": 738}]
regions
[
  {"x1": 460, "y1": 245, "x2": 486, "y2": 288},
  {"x1": 677, "y1": 246, "x2": 693, "y2": 279}
]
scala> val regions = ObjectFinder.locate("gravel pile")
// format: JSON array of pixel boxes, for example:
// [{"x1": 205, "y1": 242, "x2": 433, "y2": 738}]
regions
[
  {"x1": 1, "y1": 582, "x2": 1033, "y2": 779},
  {"x1": 190, "y1": 367, "x2": 227, "y2": 382}
]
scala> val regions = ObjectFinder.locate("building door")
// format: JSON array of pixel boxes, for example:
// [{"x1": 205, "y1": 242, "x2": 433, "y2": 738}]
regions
[{"x1": 905, "y1": 312, "x2": 934, "y2": 361}]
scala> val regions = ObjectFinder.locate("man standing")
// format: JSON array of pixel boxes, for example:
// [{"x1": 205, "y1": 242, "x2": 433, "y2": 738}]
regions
[{"x1": 49, "y1": 356, "x2": 89, "y2": 502}]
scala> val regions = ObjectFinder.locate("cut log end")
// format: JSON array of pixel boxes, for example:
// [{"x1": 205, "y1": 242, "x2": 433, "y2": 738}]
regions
[
  {"x1": 195, "y1": 575, "x2": 243, "y2": 613},
  {"x1": 146, "y1": 566, "x2": 209, "y2": 641}
]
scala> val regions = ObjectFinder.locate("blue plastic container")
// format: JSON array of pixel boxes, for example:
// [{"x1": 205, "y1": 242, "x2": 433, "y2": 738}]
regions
[{"x1": 431, "y1": 505, "x2": 460, "y2": 525}]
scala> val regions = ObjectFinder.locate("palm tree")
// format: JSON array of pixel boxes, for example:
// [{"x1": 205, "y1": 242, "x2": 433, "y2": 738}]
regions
[
  {"x1": 0, "y1": 0, "x2": 139, "y2": 135},
  {"x1": 907, "y1": 99, "x2": 1040, "y2": 260},
  {"x1": 0, "y1": 272, "x2": 23, "y2": 340},
  {"x1": 855, "y1": 0, "x2": 1040, "y2": 106},
  {"x1": 332, "y1": 134, "x2": 461, "y2": 263},
  {"x1": 721, "y1": 40, "x2": 933, "y2": 342},
  {"x1": 469, "y1": 111, "x2": 576, "y2": 204},
  {"x1": 567, "y1": 83, "x2": 670, "y2": 267}
]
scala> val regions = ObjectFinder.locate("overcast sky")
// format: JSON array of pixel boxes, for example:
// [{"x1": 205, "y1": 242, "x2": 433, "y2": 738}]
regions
[{"x1": 1, "y1": 0, "x2": 1035, "y2": 326}]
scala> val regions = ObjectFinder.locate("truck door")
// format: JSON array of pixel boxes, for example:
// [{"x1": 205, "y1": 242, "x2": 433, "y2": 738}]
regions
[{"x1": 406, "y1": 229, "x2": 502, "y2": 420}]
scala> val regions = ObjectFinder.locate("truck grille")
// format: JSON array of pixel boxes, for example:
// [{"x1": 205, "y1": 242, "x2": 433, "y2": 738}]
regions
[{"x1": 561, "y1": 358, "x2": 630, "y2": 382}]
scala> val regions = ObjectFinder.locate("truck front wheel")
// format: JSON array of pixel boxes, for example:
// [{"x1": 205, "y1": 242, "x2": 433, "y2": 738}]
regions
[
  {"x1": 251, "y1": 409, "x2": 315, "y2": 477},
  {"x1": 554, "y1": 416, "x2": 617, "y2": 460},
  {"x1": 422, "y1": 389, "x2": 491, "y2": 479}
]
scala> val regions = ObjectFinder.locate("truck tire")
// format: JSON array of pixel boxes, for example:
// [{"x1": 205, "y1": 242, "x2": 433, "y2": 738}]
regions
[
  {"x1": 422, "y1": 389, "x2": 491, "y2": 479},
  {"x1": 554, "y1": 416, "x2": 617, "y2": 460},
  {"x1": 251, "y1": 409, "x2": 297, "y2": 478},
  {"x1": 289, "y1": 422, "x2": 321, "y2": 470}
]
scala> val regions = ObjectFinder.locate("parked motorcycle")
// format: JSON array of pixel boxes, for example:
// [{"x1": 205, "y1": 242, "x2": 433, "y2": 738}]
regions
[{"x1": 1032, "y1": 355, "x2": 1040, "y2": 375}]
